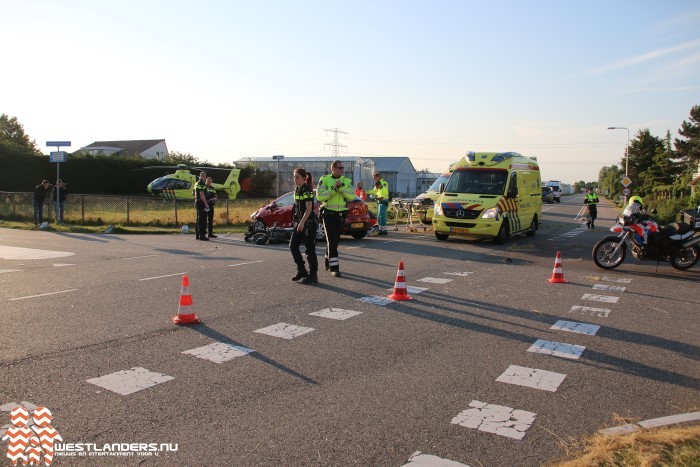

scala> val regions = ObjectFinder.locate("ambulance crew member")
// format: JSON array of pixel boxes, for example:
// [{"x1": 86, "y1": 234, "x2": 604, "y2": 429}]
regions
[
  {"x1": 355, "y1": 182, "x2": 366, "y2": 200},
  {"x1": 289, "y1": 168, "x2": 318, "y2": 285},
  {"x1": 205, "y1": 176, "x2": 218, "y2": 238},
  {"x1": 366, "y1": 172, "x2": 389, "y2": 235},
  {"x1": 317, "y1": 160, "x2": 355, "y2": 277},
  {"x1": 195, "y1": 172, "x2": 209, "y2": 240},
  {"x1": 584, "y1": 188, "x2": 599, "y2": 229}
]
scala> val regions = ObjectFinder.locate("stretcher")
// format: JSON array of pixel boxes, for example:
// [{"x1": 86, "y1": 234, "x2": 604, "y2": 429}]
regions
[{"x1": 390, "y1": 198, "x2": 433, "y2": 232}]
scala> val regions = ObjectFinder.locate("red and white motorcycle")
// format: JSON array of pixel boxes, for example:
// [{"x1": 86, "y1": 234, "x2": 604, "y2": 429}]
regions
[{"x1": 592, "y1": 203, "x2": 700, "y2": 270}]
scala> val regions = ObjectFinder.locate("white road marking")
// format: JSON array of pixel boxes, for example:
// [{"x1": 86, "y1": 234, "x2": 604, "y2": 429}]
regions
[
  {"x1": 86, "y1": 367, "x2": 174, "y2": 395},
  {"x1": 0, "y1": 245, "x2": 75, "y2": 260},
  {"x1": 496, "y1": 365, "x2": 566, "y2": 392},
  {"x1": 444, "y1": 272, "x2": 473, "y2": 277},
  {"x1": 254, "y1": 323, "x2": 315, "y2": 339},
  {"x1": 359, "y1": 296, "x2": 393, "y2": 306},
  {"x1": 581, "y1": 293, "x2": 619, "y2": 303},
  {"x1": 139, "y1": 272, "x2": 187, "y2": 281},
  {"x1": 182, "y1": 342, "x2": 255, "y2": 363},
  {"x1": 450, "y1": 400, "x2": 537, "y2": 440},
  {"x1": 121, "y1": 254, "x2": 159, "y2": 260},
  {"x1": 570, "y1": 305, "x2": 611, "y2": 318},
  {"x1": 527, "y1": 339, "x2": 586, "y2": 360},
  {"x1": 417, "y1": 277, "x2": 453, "y2": 284},
  {"x1": 52, "y1": 263, "x2": 75, "y2": 267},
  {"x1": 228, "y1": 260, "x2": 264, "y2": 267},
  {"x1": 309, "y1": 308, "x2": 363, "y2": 320},
  {"x1": 550, "y1": 320, "x2": 600, "y2": 335},
  {"x1": 593, "y1": 284, "x2": 626, "y2": 292},
  {"x1": 10, "y1": 289, "x2": 79, "y2": 301},
  {"x1": 403, "y1": 451, "x2": 469, "y2": 466},
  {"x1": 601, "y1": 276, "x2": 632, "y2": 283},
  {"x1": 0, "y1": 269, "x2": 21, "y2": 274}
]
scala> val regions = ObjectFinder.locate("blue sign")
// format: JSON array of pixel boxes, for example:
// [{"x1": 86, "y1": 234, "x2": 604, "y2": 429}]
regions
[
  {"x1": 46, "y1": 141, "x2": 71, "y2": 147},
  {"x1": 50, "y1": 151, "x2": 67, "y2": 163}
]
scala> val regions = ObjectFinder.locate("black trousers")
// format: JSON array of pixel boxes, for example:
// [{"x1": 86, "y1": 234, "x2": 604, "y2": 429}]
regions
[
  {"x1": 322, "y1": 210, "x2": 345, "y2": 271},
  {"x1": 207, "y1": 207, "x2": 215, "y2": 235},
  {"x1": 290, "y1": 222, "x2": 318, "y2": 272},
  {"x1": 195, "y1": 202, "x2": 208, "y2": 238},
  {"x1": 587, "y1": 205, "x2": 597, "y2": 227}
]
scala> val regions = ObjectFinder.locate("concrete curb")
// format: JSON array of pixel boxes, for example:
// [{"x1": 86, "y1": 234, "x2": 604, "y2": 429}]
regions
[{"x1": 599, "y1": 411, "x2": 700, "y2": 435}]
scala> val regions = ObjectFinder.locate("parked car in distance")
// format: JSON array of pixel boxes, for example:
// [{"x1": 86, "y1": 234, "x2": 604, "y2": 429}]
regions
[
  {"x1": 546, "y1": 181, "x2": 562, "y2": 203},
  {"x1": 249, "y1": 192, "x2": 371, "y2": 240},
  {"x1": 541, "y1": 186, "x2": 554, "y2": 204}
]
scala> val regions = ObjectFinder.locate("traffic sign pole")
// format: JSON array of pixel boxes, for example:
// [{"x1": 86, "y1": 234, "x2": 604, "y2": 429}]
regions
[{"x1": 47, "y1": 142, "x2": 71, "y2": 224}]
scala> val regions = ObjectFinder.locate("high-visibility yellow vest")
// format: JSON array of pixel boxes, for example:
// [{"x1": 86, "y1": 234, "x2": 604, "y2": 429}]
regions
[
  {"x1": 366, "y1": 178, "x2": 389, "y2": 200},
  {"x1": 317, "y1": 175, "x2": 355, "y2": 211}
]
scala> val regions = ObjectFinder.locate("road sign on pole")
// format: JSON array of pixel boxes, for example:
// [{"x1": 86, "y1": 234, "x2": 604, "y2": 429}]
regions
[
  {"x1": 50, "y1": 151, "x2": 67, "y2": 163},
  {"x1": 46, "y1": 141, "x2": 71, "y2": 147},
  {"x1": 621, "y1": 176, "x2": 632, "y2": 187},
  {"x1": 622, "y1": 188, "x2": 631, "y2": 196}
]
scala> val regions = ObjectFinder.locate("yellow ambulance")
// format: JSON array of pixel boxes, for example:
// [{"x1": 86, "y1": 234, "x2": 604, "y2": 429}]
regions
[{"x1": 432, "y1": 152, "x2": 542, "y2": 244}]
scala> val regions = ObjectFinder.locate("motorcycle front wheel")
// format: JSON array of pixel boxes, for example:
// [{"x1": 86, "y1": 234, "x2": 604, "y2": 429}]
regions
[
  {"x1": 670, "y1": 245, "x2": 699, "y2": 270},
  {"x1": 593, "y1": 236, "x2": 627, "y2": 270}
]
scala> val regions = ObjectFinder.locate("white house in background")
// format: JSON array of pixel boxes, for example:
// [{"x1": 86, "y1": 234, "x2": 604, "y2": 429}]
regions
[{"x1": 79, "y1": 139, "x2": 168, "y2": 160}]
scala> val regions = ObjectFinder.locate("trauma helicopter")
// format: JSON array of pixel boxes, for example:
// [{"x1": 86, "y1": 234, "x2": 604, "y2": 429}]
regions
[{"x1": 138, "y1": 164, "x2": 241, "y2": 200}]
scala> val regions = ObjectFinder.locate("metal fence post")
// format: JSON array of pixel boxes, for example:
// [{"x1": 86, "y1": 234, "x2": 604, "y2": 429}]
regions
[
  {"x1": 226, "y1": 200, "x2": 230, "y2": 225},
  {"x1": 81, "y1": 195, "x2": 85, "y2": 223},
  {"x1": 126, "y1": 197, "x2": 130, "y2": 225},
  {"x1": 174, "y1": 200, "x2": 178, "y2": 224}
]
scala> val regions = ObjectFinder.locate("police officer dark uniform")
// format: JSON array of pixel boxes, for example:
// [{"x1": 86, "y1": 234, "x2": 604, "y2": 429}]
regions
[
  {"x1": 194, "y1": 172, "x2": 209, "y2": 240},
  {"x1": 290, "y1": 168, "x2": 318, "y2": 285},
  {"x1": 316, "y1": 160, "x2": 355, "y2": 277},
  {"x1": 584, "y1": 188, "x2": 599, "y2": 229},
  {"x1": 205, "y1": 176, "x2": 218, "y2": 238}
]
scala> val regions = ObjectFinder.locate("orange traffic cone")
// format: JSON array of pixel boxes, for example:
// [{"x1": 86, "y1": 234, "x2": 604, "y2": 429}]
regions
[
  {"x1": 172, "y1": 275, "x2": 201, "y2": 324},
  {"x1": 548, "y1": 251, "x2": 567, "y2": 283},
  {"x1": 388, "y1": 261, "x2": 413, "y2": 301}
]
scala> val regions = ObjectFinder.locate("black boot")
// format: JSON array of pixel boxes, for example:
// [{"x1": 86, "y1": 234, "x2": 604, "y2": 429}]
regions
[
  {"x1": 292, "y1": 266, "x2": 308, "y2": 281},
  {"x1": 301, "y1": 271, "x2": 318, "y2": 284},
  {"x1": 208, "y1": 233, "x2": 217, "y2": 238}
]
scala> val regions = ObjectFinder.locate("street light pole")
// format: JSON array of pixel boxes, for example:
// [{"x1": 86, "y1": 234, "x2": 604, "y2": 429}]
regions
[
  {"x1": 608, "y1": 126, "x2": 630, "y2": 204},
  {"x1": 272, "y1": 155, "x2": 284, "y2": 198}
]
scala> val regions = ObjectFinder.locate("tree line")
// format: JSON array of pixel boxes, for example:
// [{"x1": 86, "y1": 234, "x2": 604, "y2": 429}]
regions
[
  {"x1": 597, "y1": 105, "x2": 699, "y2": 220},
  {"x1": 0, "y1": 114, "x2": 276, "y2": 198}
]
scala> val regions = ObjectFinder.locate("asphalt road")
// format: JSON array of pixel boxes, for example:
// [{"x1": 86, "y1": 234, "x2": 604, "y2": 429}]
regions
[{"x1": 1, "y1": 194, "x2": 698, "y2": 466}]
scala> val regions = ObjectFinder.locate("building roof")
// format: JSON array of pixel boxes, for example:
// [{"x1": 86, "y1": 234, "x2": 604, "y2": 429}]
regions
[
  {"x1": 235, "y1": 155, "x2": 364, "y2": 163},
  {"x1": 82, "y1": 139, "x2": 165, "y2": 155},
  {"x1": 417, "y1": 172, "x2": 442, "y2": 179},
  {"x1": 366, "y1": 157, "x2": 414, "y2": 173}
]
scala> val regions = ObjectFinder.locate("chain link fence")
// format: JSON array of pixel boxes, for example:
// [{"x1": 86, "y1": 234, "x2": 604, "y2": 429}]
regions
[{"x1": 0, "y1": 192, "x2": 270, "y2": 226}]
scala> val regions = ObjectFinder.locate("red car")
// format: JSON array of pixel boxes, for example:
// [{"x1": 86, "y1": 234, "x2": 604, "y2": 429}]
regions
[{"x1": 249, "y1": 192, "x2": 372, "y2": 240}]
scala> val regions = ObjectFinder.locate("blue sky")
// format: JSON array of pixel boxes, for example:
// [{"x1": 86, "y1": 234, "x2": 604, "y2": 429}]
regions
[{"x1": 2, "y1": 0, "x2": 699, "y2": 183}]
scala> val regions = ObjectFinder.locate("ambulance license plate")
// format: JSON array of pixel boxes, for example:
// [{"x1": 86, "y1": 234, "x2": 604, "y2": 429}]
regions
[
  {"x1": 451, "y1": 227, "x2": 470, "y2": 234},
  {"x1": 351, "y1": 223, "x2": 365, "y2": 228}
]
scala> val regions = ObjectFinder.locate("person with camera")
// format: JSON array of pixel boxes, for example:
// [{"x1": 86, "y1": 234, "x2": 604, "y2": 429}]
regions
[
  {"x1": 32, "y1": 180, "x2": 51, "y2": 225},
  {"x1": 584, "y1": 188, "x2": 599, "y2": 229},
  {"x1": 317, "y1": 160, "x2": 355, "y2": 277},
  {"x1": 53, "y1": 179, "x2": 68, "y2": 224},
  {"x1": 194, "y1": 172, "x2": 209, "y2": 240},
  {"x1": 205, "y1": 176, "x2": 218, "y2": 238},
  {"x1": 290, "y1": 168, "x2": 319, "y2": 285}
]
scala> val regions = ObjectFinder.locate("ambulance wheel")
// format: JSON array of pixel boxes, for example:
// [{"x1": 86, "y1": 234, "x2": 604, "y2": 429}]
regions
[
  {"x1": 494, "y1": 222, "x2": 509, "y2": 244},
  {"x1": 435, "y1": 232, "x2": 449, "y2": 241},
  {"x1": 525, "y1": 215, "x2": 538, "y2": 237}
]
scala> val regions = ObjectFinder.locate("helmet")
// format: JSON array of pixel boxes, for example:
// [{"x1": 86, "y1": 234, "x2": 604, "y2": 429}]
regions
[{"x1": 628, "y1": 195, "x2": 643, "y2": 207}]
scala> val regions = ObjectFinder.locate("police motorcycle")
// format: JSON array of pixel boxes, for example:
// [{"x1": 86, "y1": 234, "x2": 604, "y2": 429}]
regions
[{"x1": 592, "y1": 198, "x2": 700, "y2": 271}]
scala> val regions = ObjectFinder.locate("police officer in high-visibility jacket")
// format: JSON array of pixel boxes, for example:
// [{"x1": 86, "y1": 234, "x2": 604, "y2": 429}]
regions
[
  {"x1": 317, "y1": 160, "x2": 356, "y2": 277},
  {"x1": 365, "y1": 172, "x2": 390, "y2": 235},
  {"x1": 584, "y1": 188, "x2": 599, "y2": 229}
]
